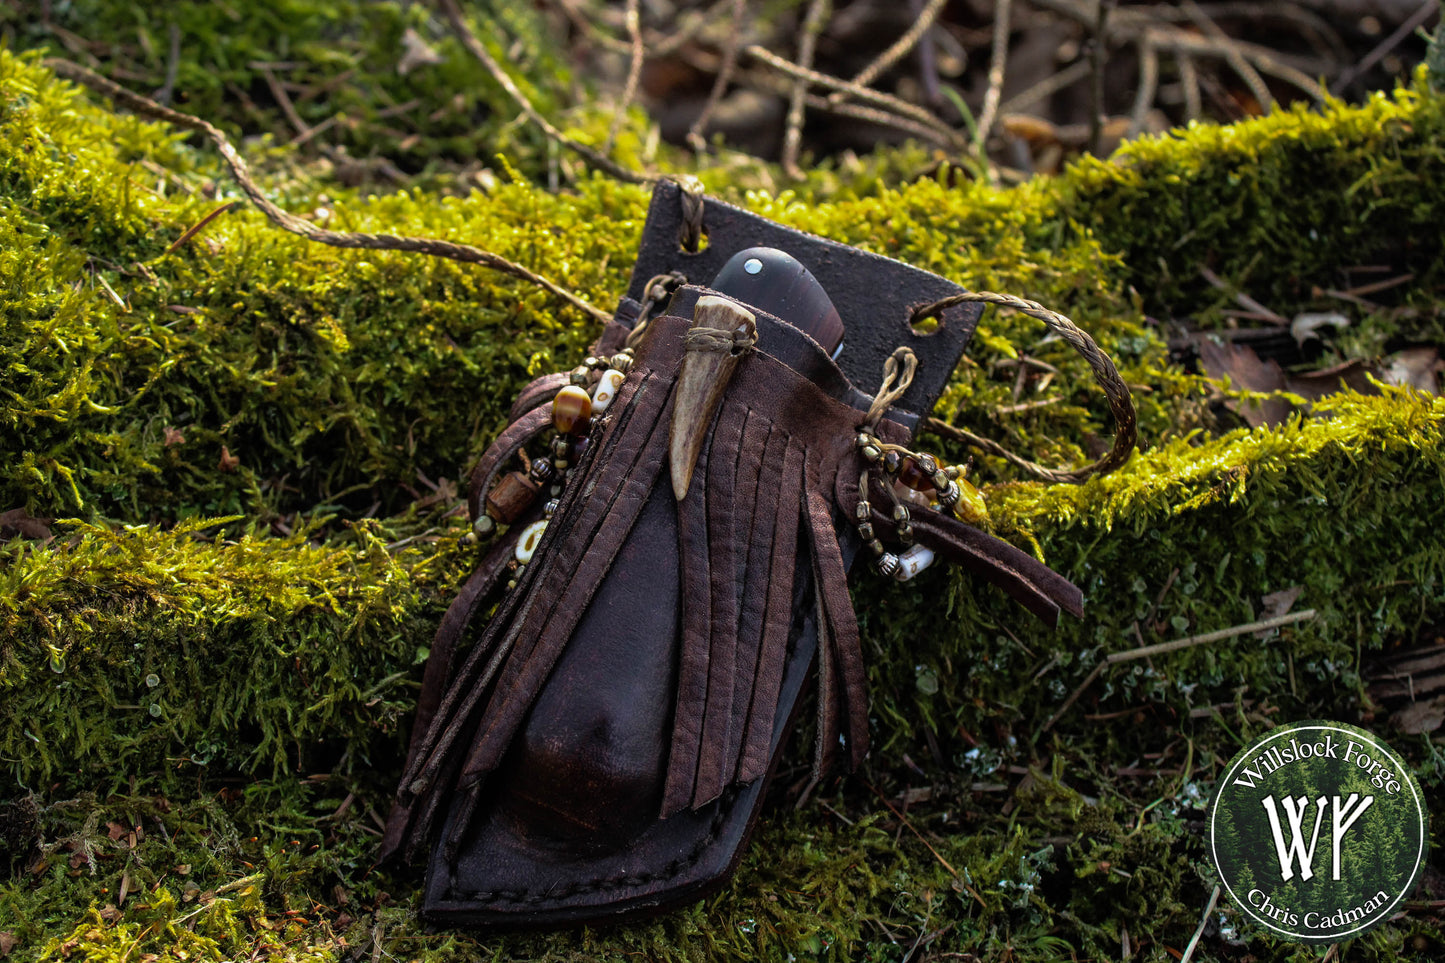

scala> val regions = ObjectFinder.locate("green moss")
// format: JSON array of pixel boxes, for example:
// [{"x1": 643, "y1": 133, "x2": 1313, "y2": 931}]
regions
[
  {"x1": 1, "y1": 0, "x2": 582, "y2": 178},
  {"x1": 1, "y1": 47, "x2": 1443, "y2": 963}
]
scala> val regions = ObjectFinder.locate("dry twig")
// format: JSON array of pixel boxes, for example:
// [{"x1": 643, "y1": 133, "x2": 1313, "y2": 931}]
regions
[
  {"x1": 604, "y1": 0, "x2": 645, "y2": 154},
  {"x1": 687, "y1": 0, "x2": 748, "y2": 151},
  {"x1": 830, "y1": 0, "x2": 949, "y2": 103},
  {"x1": 746, "y1": 44, "x2": 962, "y2": 146},
  {"x1": 976, "y1": 0, "x2": 1014, "y2": 169},
  {"x1": 436, "y1": 0, "x2": 653, "y2": 185},
  {"x1": 46, "y1": 58, "x2": 612, "y2": 324},
  {"x1": 782, "y1": 0, "x2": 831, "y2": 179}
]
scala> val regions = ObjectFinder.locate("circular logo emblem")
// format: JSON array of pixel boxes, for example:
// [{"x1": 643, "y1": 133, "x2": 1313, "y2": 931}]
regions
[{"x1": 1209, "y1": 721, "x2": 1428, "y2": 943}]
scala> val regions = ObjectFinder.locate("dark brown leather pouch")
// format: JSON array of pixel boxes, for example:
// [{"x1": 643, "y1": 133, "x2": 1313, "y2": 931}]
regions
[{"x1": 382, "y1": 182, "x2": 1084, "y2": 929}]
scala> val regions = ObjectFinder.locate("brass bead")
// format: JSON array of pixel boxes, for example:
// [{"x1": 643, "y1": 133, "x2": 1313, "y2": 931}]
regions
[
  {"x1": 529, "y1": 457, "x2": 555, "y2": 484},
  {"x1": 858, "y1": 521, "x2": 874, "y2": 540},
  {"x1": 876, "y1": 553, "x2": 900, "y2": 577},
  {"x1": 868, "y1": 538, "x2": 885, "y2": 556},
  {"x1": 936, "y1": 481, "x2": 960, "y2": 506},
  {"x1": 610, "y1": 351, "x2": 634, "y2": 373},
  {"x1": 584, "y1": 356, "x2": 602, "y2": 369},
  {"x1": 896, "y1": 523, "x2": 914, "y2": 546},
  {"x1": 569, "y1": 366, "x2": 590, "y2": 387},
  {"x1": 883, "y1": 450, "x2": 902, "y2": 474},
  {"x1": 553, "y1": 458, "x2": 569, "y2": 472},
  {"x1": 918, "y1": 454, "x2": 938, "y2": 474},
  {"x1": 855, "y1": 500, "x2": 871, "y2": 521},
  {"x1": 861, "y1": 444, "x2": 882, "y2": 462},
  {"x1": 892, "y1": 504, "x2": 910, "y2": 523},
  {"x1": 543, "y1": 498, "x2": 560, "y2": 516},
  {"x1": 473, "y1": 514, "x2": 496, "y2": 535}
]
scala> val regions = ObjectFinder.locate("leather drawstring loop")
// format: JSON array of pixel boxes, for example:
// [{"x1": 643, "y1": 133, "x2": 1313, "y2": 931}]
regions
[{"x1": 910, "y1": 290, "x2": 1137, "y2": 483}]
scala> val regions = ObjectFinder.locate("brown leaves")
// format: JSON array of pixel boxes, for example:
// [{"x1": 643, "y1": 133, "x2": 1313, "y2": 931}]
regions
[
  {"x1": 0, "y1": 508, "x2": 52, "y2": 542},
  {"x1": 1198, "y1": 337, "x2": 1442, "y2": 428},
  {"x1": 217, "y1": 446, "x2": 240, "y2": 472},
  {"x1": 0, "y1": 932, "x2": 15, "y2": 957}
]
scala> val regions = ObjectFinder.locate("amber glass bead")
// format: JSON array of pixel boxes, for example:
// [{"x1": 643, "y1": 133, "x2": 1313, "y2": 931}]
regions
[
  {"x1": 897, "y1": 457, "x2": 935, "y2": 492},
  {"x1": 553, "y1": 385, "x2": 593, "y2": 436}
]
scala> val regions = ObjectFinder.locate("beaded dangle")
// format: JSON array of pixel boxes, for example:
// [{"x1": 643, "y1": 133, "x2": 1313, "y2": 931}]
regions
[
  {"x1": 472, "y1": 348, "x2": 637, "y2": 590},
  {"x1": 851, "y1": 345, "x2": 988, "y2": 582}
]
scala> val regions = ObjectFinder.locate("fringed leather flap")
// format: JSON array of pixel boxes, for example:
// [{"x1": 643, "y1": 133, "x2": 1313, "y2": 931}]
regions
[{"x1": 388, "y1": 293, "x2": 1084, "y2": 864}]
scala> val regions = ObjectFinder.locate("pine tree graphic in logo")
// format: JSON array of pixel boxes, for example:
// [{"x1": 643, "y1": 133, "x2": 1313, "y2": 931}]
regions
[{"x1": 1210, "y1": 722, "x2": 1428, "y2": 943}]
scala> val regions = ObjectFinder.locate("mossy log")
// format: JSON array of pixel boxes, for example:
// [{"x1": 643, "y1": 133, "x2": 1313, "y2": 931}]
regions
[{"x1": 1, "y1": 46, "x2": 1443, "y2": 963}]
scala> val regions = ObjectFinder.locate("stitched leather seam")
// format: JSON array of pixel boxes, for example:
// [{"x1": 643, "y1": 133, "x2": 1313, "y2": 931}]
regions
[{"x1": 442, "y1": 791, "x2": 736, "y2": 905}]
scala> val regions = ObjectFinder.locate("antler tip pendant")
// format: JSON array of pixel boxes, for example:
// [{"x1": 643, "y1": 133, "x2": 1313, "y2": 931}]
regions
[{"x1": 670, "y1": 295, "x2": 757, "y2": 500}]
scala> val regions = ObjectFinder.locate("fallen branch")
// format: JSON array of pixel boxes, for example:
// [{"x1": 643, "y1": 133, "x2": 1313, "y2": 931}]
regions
[{"x1": 46, "y1": 58, "x2": 613, "y2": 324}]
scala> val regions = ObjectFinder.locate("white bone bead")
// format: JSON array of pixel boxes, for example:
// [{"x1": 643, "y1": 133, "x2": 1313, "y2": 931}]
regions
[
  {"x1": 893, "y1": 544, "x2": 935, "y2": 581},
  {"x1": 591, "y1": 369, "x2": 626, "y2": 415},
  {"x1": 515, "y1": 520, "x2": 548, "y2": 563}
]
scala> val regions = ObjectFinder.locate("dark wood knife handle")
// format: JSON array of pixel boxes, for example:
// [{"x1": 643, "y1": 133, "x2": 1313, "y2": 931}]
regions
[{"x1": 710, "y1": 247, "x2": 845, "y2": 358}]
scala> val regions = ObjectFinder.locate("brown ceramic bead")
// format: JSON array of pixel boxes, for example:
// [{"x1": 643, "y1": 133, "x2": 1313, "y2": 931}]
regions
[
  {"x1": 553, "y1": 385, "x2": 593, "y2": 436},
  {"x1": 486, "y1": 470, "x2": 539, "y2": 523}
]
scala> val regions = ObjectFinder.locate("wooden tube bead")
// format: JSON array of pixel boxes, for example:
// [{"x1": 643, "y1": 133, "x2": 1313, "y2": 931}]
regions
[{"x1": 485, "y1": 470, "x2": 539, "y2": 524}]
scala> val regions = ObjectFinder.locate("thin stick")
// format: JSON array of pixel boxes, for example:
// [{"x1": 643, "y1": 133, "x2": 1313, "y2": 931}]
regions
[
  {"x1": 435, "y1": 0, "x2": 653, "y2": 185},
  {"x1": 257, "y1": 64, "x2": 311, "y2": 138},
  {"x1": 1199, "y1": 265, "x2": 1285, "y2": 324},
  {"x1": 1090, "y1": 0, "x2": 1115, "y2": 156},
  {"x1": 782, "y1": 0, "x2": 831, "y2": 180},
  {"x1": 830, "y1": 0, "x2": 948, "y2": 102},
  {"x1": 804, "y1": 92, "x2": 957, "y2": 148},
  {"x1": 747, "y1": 44, "x2": 961, "y2": 145},
  {"x1": 975, "y1": 0, "x2": 1014, "y2": 171},
  {"x1": 687, "y1": 0, "x2": 747, "y2": 152},
  {"x1": 1333, "y1": 0, "x2": 1438, "y2": 93},
  {"x1": 999, "y1": 59, "x2": 1092, "y2": 116},
  {"x1": 1109, "y1": 610, "x2": 1317, "y2": 665},
  {"x1": 1042, "y1": 610, "x2": 1318, "y2": 733},
  {"x1": 604, "y1": 0, "x2": 645, "y2": 154},
  {"x1": 154, "y1": 22, "x2": 181, "y2": 106},
  {"x1": 46, "y1": 58, "x2": 612, "y2": 324},
  {"x1": 1178, "y1": 53, "x2": 1202, "y2": 122},
  {"x1": 1178, "y1": 885, "x2": 1220, "y2": 963},
  {"x1": 164, "y1": 200, "x2": 243, "y2": 255},
  {"x1": 1040, "y1": 662, "x2": 1105, "y2": 734},
  {"x1": 867, "y1": 782, "x2": 963, "y2": 881},
  {"x1": 1181, "y1": 0, "x2": 1272, "y2": 109},
  {"x1": 1127, "y1": 36, "x2": 1158, "y2": 138}
]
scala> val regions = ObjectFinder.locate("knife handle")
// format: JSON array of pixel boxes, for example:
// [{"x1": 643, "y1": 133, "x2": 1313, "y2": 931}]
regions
[{"x1": 709, "y1": 247, "x2": 845, "y2": 359}]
